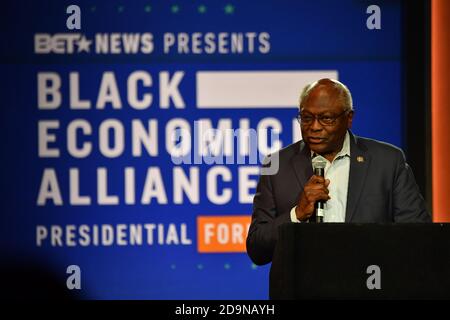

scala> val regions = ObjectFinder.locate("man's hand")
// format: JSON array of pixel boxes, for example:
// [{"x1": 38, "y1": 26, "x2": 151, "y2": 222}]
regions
[{"x1": 295, "y1": 175, "x2": 330, "y2": 221}]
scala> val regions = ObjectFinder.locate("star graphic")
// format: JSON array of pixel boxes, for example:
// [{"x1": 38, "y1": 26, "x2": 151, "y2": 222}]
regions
[
  {"x1": 224, "y1": 4, "x2": 235, "y2": 14},
  {"x1": 171, "y1": 5, "x2": 180, "y2": 14},
  {"x1": 77, "y1": 36, "x2": 92, "y2": 53}
]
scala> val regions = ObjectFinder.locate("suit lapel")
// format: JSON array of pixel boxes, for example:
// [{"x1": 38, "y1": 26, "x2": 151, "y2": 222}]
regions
[
  {"x1": 345, "y1": 133, "x2": 371, "y2": 222},
  {"x1": 290, "y1": 140, "x2": 313, "y2": 189}
]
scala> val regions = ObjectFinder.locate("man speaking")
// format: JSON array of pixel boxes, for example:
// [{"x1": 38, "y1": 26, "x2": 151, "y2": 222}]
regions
[{"x1": 246, "y1": 78, "x2": 431, "y2": 266}]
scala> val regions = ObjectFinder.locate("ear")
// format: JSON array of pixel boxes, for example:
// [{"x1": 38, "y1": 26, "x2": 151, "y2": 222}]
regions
[{"x1": 346, "y1": 110, "x2": 354, "y2": 129}]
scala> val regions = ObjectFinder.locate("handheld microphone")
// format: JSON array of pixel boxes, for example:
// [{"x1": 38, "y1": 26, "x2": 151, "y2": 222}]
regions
[{"x1": 311, "y1": 157, "x2": 327, "y2": 223}]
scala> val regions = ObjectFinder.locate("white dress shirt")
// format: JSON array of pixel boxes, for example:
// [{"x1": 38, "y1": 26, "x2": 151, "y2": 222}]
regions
[{"x1": 290, "y1": 132, "x2": 351, "y2": 223}]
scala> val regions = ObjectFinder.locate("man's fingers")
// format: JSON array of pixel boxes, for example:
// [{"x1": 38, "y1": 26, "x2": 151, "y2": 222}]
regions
[
  {"x1": 305, "y1": 185, "x2": 329, "y2": 193},
  {"x1": 305, "y1": 190, "x2": 331, "y2": 203},
  {"x1": 308, "y1": 175, "x2": 331, "y2": 185},
  {"x1": 309, "y1": 175, "x2": 325, "y2": 184}
]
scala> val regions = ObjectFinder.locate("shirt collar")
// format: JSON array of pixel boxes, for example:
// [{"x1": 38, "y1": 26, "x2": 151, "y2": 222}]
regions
[{"x1": 310, "y1": 131, "x2": 351, "y2": 160}]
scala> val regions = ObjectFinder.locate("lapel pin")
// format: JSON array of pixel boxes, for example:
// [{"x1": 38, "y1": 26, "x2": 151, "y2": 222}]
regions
[{"x1": 356, "y1": 156, "x2": 364, "y2": 163}]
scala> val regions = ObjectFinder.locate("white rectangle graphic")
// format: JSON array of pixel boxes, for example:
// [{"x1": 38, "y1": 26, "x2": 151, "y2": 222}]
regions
[{"x1": 196, "y1": 71, "x2": 338, "y2": 108}]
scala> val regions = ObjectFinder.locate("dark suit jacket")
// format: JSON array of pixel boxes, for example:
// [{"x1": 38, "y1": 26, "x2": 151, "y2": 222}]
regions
[{"x1": 246, "y1": 131, "x2": 431, "y2": 265}]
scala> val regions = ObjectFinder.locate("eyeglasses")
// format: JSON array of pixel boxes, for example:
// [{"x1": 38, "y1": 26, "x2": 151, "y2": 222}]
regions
[{"x1": 297, "y1": 109, "x2": 350, "y2": 126}]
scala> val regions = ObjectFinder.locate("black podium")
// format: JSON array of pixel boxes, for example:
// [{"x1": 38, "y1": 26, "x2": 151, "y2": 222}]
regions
[{"x1": 270, "y1": 223, "x2": 450, "y2": 299}]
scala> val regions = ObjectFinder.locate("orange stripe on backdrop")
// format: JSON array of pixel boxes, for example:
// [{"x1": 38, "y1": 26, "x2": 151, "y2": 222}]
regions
[
  {"x1": 432, "y1": 0, "x2": 450, "y2": 222},
  {"x1": 197, "y1": 216, "x2": 251, "y2": 253}
]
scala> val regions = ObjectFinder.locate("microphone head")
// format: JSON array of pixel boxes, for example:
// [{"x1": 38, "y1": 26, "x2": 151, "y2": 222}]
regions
[{"x1": 311, "y1": 156, "x2": 326, "y2": 170}]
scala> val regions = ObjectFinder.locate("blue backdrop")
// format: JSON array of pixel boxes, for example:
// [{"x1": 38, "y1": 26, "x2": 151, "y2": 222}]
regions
[{"x1": 0, "y1": 0, "x2": 402, "y2": 299}]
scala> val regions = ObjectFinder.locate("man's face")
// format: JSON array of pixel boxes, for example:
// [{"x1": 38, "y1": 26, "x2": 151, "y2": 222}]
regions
[{"x1": 300, "y1": 87, "x2": 353, "y2": 159}]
